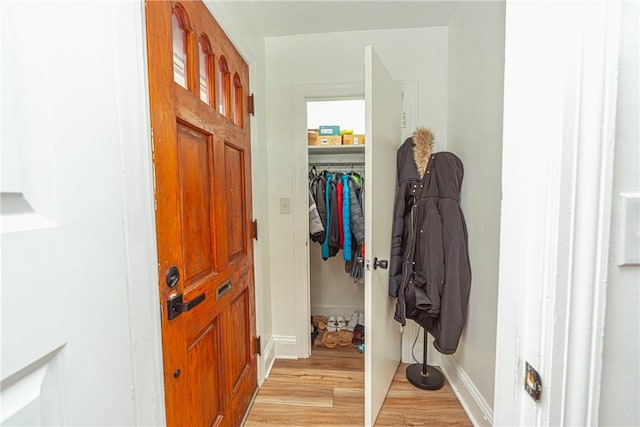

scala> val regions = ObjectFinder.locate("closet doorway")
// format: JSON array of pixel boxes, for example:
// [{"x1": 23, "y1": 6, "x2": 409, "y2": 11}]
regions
[{"x1": 307, "y1": 98, "x2": 366, "y2": 358}]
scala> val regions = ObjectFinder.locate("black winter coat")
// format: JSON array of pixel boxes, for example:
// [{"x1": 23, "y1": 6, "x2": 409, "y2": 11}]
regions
[{"x1": 389, "y1": 130, "x2": 471, "y2": 355}]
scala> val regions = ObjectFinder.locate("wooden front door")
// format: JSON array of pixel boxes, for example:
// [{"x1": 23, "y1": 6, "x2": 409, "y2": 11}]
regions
[{"x1": 145, "y1": 2, "x2": 257, "y2": 426}]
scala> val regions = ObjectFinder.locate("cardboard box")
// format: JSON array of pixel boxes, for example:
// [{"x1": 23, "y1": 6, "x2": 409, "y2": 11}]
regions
[
  {"x1": 318, "y1": 125, "x2": 340, "y2": 136},
  {"x1": 342, "y1": 134, "x2": 365, "y2": 145},
  {"x1": 308, "y1": 131, "x2": 319, "y2": 145},
  {"x1": 317, "y1": 135, "x2": 342, "y2": 146}
]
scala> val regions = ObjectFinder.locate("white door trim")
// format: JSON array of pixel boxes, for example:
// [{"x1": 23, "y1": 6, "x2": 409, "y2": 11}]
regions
[
  {"x1": 495, "y1": 1, "x2": 621, "y2": 425},
  {"x1": 556, "y1": 3, "x2": 621, "y2": 424},
  {"x1": 115, "y1": 2, "x2": 165, "y2": 425}
]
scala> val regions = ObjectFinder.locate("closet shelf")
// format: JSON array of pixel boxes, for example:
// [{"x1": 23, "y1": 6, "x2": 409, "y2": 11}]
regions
[{"x1": 308, "y1": 145, "x2": 365, "y2": 155}]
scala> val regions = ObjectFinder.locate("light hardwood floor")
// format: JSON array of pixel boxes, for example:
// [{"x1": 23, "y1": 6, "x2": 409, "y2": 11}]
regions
[{"x1": 244, "y1": 345, "x2": 472, "y2": 426}]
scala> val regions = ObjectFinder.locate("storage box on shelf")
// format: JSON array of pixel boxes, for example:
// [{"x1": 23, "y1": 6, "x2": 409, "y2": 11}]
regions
[
  {"x1": 317, "y1": 135, "x2": 342, "y2": 146},
  {"x1": 308, "y1": 130, "x2": 319, "y2": 145},
  {"x1": 318, "y1": 125, "x2": 340, "y2": 136},
  {"x1": 343, "y1": 134, "x2": 365, "y2": 145}
]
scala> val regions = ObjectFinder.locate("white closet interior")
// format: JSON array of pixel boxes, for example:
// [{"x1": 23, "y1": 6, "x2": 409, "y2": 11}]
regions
[{"x1": 307, "y1": 99, "x2": 365, "y2": 352}]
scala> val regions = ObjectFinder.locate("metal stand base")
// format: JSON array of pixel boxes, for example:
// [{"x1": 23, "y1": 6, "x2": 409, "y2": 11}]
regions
[
  {"x1": 405, "y1": 363, "x2": 444, "y2": 390},
  {"x1": 405, "y1": 327, "x2": 445, "y2": 390}
]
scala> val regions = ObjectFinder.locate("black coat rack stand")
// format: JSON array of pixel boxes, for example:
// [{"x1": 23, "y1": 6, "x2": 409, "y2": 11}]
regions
[{"x1": 406, "y1": 327, "x2": 445, "y2": 390}]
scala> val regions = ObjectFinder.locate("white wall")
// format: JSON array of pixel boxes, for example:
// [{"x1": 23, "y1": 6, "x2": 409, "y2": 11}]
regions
[
  {"x1": 599, "y1": 1, "x2": 640, "y2": 425},
  {"x1": 445, "y1": 1, "x2": 505, "y2": 420},
  {"x1": 265, "y1": 27, "x2": 448, "y2": 347},
  {"x1": 309, "y1": 245, "x2": 364, "y2": 319},
  {"x1": 1, "y1": 2, "x2": 163, "y2": 425},
  {"x1": 307, "y1": 100, "x2": 366, "y2": 134}
]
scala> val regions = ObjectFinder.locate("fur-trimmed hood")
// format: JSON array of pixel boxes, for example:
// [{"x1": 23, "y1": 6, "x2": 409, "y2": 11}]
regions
[{"x1": 412, "y1": 128, "x2": 434, "y2": 179}]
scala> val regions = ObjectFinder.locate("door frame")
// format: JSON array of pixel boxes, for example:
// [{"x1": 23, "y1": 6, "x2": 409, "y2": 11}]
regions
[
  {"x1": 494, "y1": 1, "x2": 622, "y2": 425},
  {"x1": 117, "y1": 1, "x2": 165, "y2": 424},
  {"x1": 289, "y1": 80, "x2": 418, "y2": 359}
]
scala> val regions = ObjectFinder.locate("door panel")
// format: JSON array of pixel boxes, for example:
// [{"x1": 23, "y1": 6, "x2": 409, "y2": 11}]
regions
[
  {"x1": 187, "y1": 321, "x2": 223, "y2": 427},
  {"x1": 177, "y1": 123, "x2": 217, "y2": 283},
  {"x1": 229, "y1": 291, "x2": 250, "y2": 385},
  {"x1": 364, "y1": 45, "x2": 403, "y2": 427},
  {"x1": 145, "y1": 1, "x2": 256, "y2": 426},
  {"x1": 224, "y1": 143, "x2": 247, "y2": 259}
]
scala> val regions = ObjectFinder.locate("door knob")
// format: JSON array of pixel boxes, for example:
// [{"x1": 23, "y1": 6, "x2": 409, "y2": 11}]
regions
[{"x1": 373, "y1": 257, "x2": 388, "y2": 270}]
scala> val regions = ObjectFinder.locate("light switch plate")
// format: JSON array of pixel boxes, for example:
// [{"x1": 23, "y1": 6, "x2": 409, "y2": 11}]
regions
[
  {"x1": 617, "y1": 192, "x2": 640, "y2": 266},
  {"x1": 279, "y1": 197, "x2": 291, "y2": 214}
]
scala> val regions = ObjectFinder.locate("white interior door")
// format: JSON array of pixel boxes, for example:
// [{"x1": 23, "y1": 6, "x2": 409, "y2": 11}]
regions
[{"x1": 364, "y1": 45, "x2": 403, "y2": 427}]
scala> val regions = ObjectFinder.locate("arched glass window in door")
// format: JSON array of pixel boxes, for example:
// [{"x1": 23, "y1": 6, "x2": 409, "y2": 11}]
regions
[
  {"x1": 217, "y1": 56, "x2": 230, "y2": 117},
  {"x1": 232, "y1": 73, "x2": 243, "y2": 127},
  {"x1": 199, "y1": 36, "x2": 213, "y2": 104},
  {"x1": 171, "y1": 8, "x2": 189, "y2": 88}
]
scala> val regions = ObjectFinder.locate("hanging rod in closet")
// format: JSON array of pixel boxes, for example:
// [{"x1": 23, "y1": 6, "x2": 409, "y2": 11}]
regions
[{"x1": 309, "y1": 162, "x2": 365, "y2": 168}]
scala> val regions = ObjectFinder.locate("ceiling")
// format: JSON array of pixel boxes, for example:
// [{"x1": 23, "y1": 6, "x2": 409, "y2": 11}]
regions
[{"x1": 221, "y1": 1, "x2": 463, "y2": 38}]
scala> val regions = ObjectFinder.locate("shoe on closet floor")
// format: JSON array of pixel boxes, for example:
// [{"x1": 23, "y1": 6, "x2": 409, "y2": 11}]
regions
[
  {"x1": 326, "y1": 315, "x2": 338, "y2": 332},
  {"x1": 351, "y1": 324, "x2": 364, "y2": 346},
  {"x1": 322, "y1": 331, "x2": 339, "y2": 348},
  {"x1": 312, "y1": 315, "x2": 328, "y2": 331},
  {"x1": 346, "y1": 311, "x2": 359, "y2": 332},
  {"x1": 337, "y1": 330, "x2": 353, "y2": 347},
  {"x1": 336, "y1": 315, "x2": 347, "y2": 331}
]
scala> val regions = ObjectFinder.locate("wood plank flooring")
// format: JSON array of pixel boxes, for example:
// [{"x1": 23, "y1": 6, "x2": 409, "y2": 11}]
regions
[{"x1": 244, "y1": 345, "x2": 472, "y2": 426}]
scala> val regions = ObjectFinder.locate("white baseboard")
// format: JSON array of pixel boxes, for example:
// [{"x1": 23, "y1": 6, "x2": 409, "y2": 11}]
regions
[
  {"x1": 259, "y1": 335, "x2": 276, "y2": 384},
  {"x1": 436, "y1": 354, "x2": 494, "y2": 427},
  {"x1": 272, "y1": 335, "x2": 298, "y2": 359}
]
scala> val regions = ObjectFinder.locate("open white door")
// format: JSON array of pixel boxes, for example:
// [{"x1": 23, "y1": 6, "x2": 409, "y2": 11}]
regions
[{"x1": 364, "y1": 45, "x2": 403, "y2": 426}]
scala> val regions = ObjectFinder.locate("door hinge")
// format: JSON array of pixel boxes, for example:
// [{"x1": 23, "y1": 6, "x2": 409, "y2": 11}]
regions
[
  {"x1": 248, "y1": 93, "x2": 255, "y2": 116},
  {"x1": 256, "y1": 336, "x2": 262, "y2": 356},
  {"x1": 252, "y1": 219, "x2": 258, "y2": 240},
  {"x1": 401, "y1": 112, "x2": 407, "y2": 128}
]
